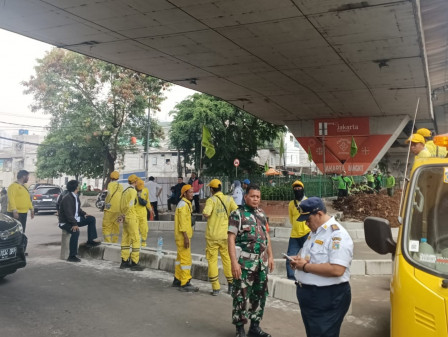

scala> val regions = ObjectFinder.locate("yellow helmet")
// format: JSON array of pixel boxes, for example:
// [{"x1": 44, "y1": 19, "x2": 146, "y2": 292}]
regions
[
  {"x1": 110, "y1": 171, "x2": 119, "y2": 180},
  {"x1": 292, "y1": 180, "x2": 304, "y2": 188},
  {"x1": 406, "y1": 134, "x2": 425, "y2": 144},
  {"x1": 136, "y1": 179, "x2": 145, "y2": 190},
  {"x1": 207, "y1": 179, "x2": 222, "y2": 189},
  {"x1": 181, "y1": 184, "x2": 192, "y2": 196},
  {"x1": 128, "y1": 174, "x2": 139, "y2": 184},
  {"x1": 416, "y1": 128, "x2": 432, "y2": 138}
]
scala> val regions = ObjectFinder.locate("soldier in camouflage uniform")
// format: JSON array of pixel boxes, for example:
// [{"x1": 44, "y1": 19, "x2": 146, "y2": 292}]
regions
[{"x1": 228, "y1": 184, "x2": 274, "y2": 337}]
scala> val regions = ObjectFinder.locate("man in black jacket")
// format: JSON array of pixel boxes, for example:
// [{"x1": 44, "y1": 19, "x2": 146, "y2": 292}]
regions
[{"x1": 58, "y1": 180, "x2": 100, "y2": 262}]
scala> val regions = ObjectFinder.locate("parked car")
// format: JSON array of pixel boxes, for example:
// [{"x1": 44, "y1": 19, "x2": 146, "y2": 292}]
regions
[
  {"x1": 28, "y1": 183, "x2": 56, "y2": 194},
  {"x1": 0, "y1": 213, "x2": 27, "y2": 279},
  {"x1": 30, "y1": 185, "x2": 62, "y2": 214}
]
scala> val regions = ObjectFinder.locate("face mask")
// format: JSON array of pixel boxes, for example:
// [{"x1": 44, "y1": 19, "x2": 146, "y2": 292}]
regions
[{"x1": 294, "y1": 189, "x2": 304, "y2": 201}]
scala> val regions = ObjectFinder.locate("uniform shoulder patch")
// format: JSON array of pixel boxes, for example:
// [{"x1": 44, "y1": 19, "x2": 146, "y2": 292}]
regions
[{"x1": 331, "y1": 224, "x2": 340, "y2": 231}]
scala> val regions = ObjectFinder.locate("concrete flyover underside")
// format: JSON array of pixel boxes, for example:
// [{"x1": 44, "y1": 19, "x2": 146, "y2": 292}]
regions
[{"x1": 3, "y1": 0, "x2": 448, "y2": 134}]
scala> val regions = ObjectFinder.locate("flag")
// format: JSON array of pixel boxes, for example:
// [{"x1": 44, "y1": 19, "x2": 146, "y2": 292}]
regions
[
  {"x1": 307, "y1": 146, "x2": 313, "y2": 162},
  {"x1": 201, "y1": 125, "x2": 215, "y2": 158},
  {"x1": 264, "y1": 161, "x2": 269, "y2": 172},
  {"x1": 350, "y1": 136, "x2": 358, "y2": 158}
]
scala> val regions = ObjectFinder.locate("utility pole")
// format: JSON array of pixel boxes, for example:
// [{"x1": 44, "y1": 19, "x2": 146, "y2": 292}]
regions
[
  {"x1": 145, "y1": 103, "x2": 150, "y2": 181},
  {"x1": 319, "y1": 122, "x2": 328, "y2": 196}
]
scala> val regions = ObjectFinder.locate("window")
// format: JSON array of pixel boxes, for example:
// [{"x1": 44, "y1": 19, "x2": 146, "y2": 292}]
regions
[
  {"x1": 152, "y1": 157, "x2": 157, "y2": 165},
  {"x1": 290, "y1": 135, "x2": 293, "y2": 142},
  {"x1": 404, "y1": 166, "x2": 448, "y2": 276},
  {"x1": 166, "y1": 159, "x2": 171, "y2": 164}
]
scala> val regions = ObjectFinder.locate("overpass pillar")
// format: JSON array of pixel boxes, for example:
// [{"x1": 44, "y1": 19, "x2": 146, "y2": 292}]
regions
[{"x1": 291, "y1": 115, "x2": 410, "y2": 175}]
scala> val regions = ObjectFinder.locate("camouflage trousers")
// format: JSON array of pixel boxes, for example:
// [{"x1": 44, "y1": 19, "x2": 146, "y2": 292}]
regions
[{"x1": 231, "y1": 260, "x2": 268, "y2": 325}]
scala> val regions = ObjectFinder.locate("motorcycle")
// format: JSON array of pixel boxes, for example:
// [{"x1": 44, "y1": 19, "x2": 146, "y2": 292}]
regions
[{"x1": 95, "y1": 190, "x2": 108, "y2": 211}]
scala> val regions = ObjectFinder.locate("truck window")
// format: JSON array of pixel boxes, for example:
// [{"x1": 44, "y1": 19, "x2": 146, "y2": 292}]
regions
[{"x1": 404, "y1": 166, "x2": 448, "y2": 274}]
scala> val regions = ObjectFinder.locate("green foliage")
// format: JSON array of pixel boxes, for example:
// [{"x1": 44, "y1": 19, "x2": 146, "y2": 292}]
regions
[
  {"x1": 22, "y1": 48, "x2": 170, "y2": 179},
  {"x1": 169, "y1": 94, "x2": 286, "y2": 175},
  {"x1": 80, "y1": 191, "x2": 99, "y2": 196},
  {"x1": 260, "y1": 184, "x2": 294, "y2": 201}
]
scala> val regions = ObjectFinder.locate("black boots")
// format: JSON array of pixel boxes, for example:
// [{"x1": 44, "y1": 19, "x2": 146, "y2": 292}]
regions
[
  {"x1": 236, "y1": 325, "x2": 246, "y2": 337},
  {"x1": 120, "y1": 258, "x2": 131, "y2": 269},
  {"x1": 248, "y1": 321, "x2": 271, "y2": 337},
  {"x1": 171, "y1": 277, "x2": 181, "y2": 287}
]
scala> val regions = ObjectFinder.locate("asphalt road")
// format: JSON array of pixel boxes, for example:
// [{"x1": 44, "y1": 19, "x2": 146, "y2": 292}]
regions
[{"x1": 0, "y1": 208, "x2": 390, "y2": 337}]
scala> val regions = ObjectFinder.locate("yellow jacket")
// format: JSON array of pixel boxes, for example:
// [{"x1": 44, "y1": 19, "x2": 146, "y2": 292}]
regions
[
  {"x1": 425, "y1": 140, "x2": 447, "y2": 158},
  {"x1": 203, "y1": 192, "x2": 238, "y2": 240},
  {"x1": 105, "y1": 181, "x2": 123, "y2": 212},
  {"x1": 417, "y1": 148, "x2": 431, "y2": 159},
  {"x1": 175, "y1": 197, "x2": 193, "y2": 241},
  {"x1": 136, "y1": 187, "x2": 152, "y2": 217},
  {"x1": 288, "y1": 198, "x2": 311, "y2": 238},
  {"x1": 7, "y1": 182, "x2": 33, "y2": 213},
  {"x1": 120, "y1": 186, "x2": 137, "y2": 218}
]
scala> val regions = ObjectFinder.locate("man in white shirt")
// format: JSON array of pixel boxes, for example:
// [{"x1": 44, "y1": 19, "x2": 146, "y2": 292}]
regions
[
  {"x1": 147, "y1": 176, "x2": 162, "y2": 220},
  {"x1": 290, "y1": 197, "x2": 353, "y2": 337}
]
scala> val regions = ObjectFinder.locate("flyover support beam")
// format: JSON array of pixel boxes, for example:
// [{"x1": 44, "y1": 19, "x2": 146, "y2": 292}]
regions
[{"x1": 291, "y1": 115, "x2": 410, "y2": 175}]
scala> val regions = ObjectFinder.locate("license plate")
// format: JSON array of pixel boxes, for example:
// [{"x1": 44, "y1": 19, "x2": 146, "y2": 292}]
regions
[
  {"x1": 43, "y1": 199, "x2": 52, "y2": 201},
  {"x1": 0, "y1": 247, "x2": 17, "y2": 260}
]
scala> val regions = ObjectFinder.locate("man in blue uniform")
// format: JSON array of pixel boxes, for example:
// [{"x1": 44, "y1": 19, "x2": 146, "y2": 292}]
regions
[{"x1": 290, "y1": 197, "x2": 353, "y2": 337}]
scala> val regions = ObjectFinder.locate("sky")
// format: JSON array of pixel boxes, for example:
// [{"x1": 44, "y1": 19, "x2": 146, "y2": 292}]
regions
[{"x1": 0, "y1": 29, "x2": 197, "y2": 137}]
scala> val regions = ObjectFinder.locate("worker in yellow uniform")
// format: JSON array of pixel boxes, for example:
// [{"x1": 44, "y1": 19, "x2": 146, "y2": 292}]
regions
[
  {"x1": 406, "y1": 134, "x2": 431, "y2": 159},
  {"x1": 7, "y1": 169, "x2": 34, "y2": 233},
  {"x1": 173, "y1": 184, "x2": 199, "y2": 292},
  {"x1": 416, "y1": 128, "x2": 447, "y2": 158},
  {"x1": 135, "y1": 179, "x2": 152, "y2": 247},
  {"x1": 102, "y1": 171, "x2": 123, "y2": 243},
  {"x1": 286, "y1": 180, "x2": 310, "y2": 280},
  {"x1": 202, "y1": 179, "x2": 238, "y2": 296},
  {"x1": 119, "y1": 174, "x2": 144, "y2": 271}
]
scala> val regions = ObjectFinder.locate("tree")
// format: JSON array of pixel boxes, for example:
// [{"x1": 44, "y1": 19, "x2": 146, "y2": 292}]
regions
[
  {"x1": 22, "y1": 48, "x2": 170, "y2": 182},
  {"x1": 169, "y1": 94, "x2": 286, "y2": 176}
]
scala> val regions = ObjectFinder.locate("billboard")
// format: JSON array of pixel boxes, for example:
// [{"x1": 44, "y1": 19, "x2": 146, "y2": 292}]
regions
[{"x1": 297, "y1": 117, "x2": 391, "y2": 175}]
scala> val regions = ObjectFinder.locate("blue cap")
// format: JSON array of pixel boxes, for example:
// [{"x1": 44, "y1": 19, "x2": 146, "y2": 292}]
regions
[
  {"x1": 243, "y1": 179, "x2": 250, "y2": 184},
  {"x1": 297, "y1": 197, "x2": 325, "y2": 221}
]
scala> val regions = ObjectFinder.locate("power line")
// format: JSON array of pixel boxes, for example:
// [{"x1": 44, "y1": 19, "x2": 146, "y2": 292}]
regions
[{"x1": 0, "y1": 120, "x2": 49, "y2": 129}]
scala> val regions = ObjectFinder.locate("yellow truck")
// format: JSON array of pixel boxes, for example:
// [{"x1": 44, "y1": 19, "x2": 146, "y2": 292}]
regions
[{"x1": 364, "y1": 134, "x2": 448, "y2": 337}]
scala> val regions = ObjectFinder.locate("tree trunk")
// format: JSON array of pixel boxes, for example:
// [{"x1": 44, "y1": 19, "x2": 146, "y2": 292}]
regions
[
  {"x1": 104, "y1": 150, "x2": 116, "y2": 188},
  {"x1": 177, "y1": 149, "x2": 182, "y2": 177}
]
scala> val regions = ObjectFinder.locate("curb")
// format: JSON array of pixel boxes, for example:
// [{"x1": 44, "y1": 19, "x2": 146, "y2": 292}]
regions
[
  {"x1": 147, "y1": 221, "x2": 398, "y2": 242},
  {"x1": 78, "y1": 243, "x2": 392, "y2": 308}
]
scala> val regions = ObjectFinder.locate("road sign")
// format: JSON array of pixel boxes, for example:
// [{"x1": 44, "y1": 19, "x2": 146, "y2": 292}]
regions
[{"x1": 234, "y1": 158, "x2": 240, "y2": 167}]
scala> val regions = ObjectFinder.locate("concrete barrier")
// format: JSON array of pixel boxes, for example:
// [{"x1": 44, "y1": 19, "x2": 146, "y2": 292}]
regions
[
  {"x1": 366, "y1": 260, "x2": 393, "y2": 275},
  {"x1": 272, "y1": 277, "x2": 298, "y2": 304},
  {"x1": 77, "y1": 242, "x2": 383, "y2": 307},
  {"x1": 103, "y1": 245, "x2": 121, "y2": 262},
  {"x1": 350, "y1": 260, "x2": 366, "y2": 276},
  {"x1": 274, "y1": 227, "x2": 291, "y2": 239},
  {"x1": 60, "y1": 230, "x2": 71, "y2": 260},
  {"x1": 78, "y1": 243, "x2": 104, "y2": 260}
]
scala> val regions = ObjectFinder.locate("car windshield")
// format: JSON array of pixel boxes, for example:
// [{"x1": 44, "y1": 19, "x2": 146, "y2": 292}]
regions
[
  {"x1": 404, "y1": 165, "x2": 448, "y2": 275},
  {"x1": 35, "y1": 187, "x2": 61, "y2": 195}
]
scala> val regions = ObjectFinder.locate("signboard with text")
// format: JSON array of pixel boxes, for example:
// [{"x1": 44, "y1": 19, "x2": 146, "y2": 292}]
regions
[
  {"x1": 314, "y1": 117, "x2": 369, "y2": 137},
  {"x1": 298, "y1": 117, "x2": 390, "y2": 175}
]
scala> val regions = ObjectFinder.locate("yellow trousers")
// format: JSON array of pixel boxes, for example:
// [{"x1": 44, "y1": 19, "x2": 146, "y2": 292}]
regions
[
  {"x1": 102, "y1": 211, "x2": 120, "y2": 243},
  {"x1": 137, "y1": 213, "x2": 148, "y2": 247},
  {"x1": 175, "y1": 240, "x2": 192, "y2": 286},
  {"x1": 205, "y1": 239, "x2": 233, "y2": 290},
  {"x1": 121, "y1": 215, "x2": 140, "y2": 263}
]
